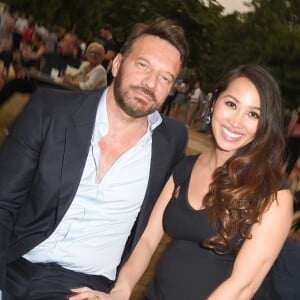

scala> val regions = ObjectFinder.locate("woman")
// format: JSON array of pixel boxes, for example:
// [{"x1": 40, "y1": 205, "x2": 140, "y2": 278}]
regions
[
  {"x1": 13, "y1": 31, "x2": 46, "y2": 76},
  {"x1": 70, "y1": 64, "x2": 293, "y2": 300},
  {"x1": 63, "y1": 42, "x2": 107, "y2": 90}
]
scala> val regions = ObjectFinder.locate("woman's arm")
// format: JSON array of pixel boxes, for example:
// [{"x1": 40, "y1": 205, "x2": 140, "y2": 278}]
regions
[
  {"x1": 207, "y1": 189, "x2": 293, "y2": 300},
  {"x1": 78, "y1": 65, "x2": 107, "y2": 90},
  {"x1": 63, "y1": 75, "x2": 80, "y2": 89},
  {"x1": 69, "y1": 176, "x2": 175, "y2": 300}
]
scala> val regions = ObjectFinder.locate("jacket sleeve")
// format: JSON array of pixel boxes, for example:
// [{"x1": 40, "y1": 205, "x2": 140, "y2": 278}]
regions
[{"x1": 0, "y1": 88, "x2": 47, "y2": 288}]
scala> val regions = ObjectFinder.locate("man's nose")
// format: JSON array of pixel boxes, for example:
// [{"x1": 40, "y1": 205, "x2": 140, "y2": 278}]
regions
[{"x1": 141, "y1": 71, "x2": 159, "y2": 89}]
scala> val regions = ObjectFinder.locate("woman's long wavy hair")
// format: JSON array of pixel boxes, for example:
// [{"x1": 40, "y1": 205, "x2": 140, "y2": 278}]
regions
[{"x1": 202, "y1": 64, "x2": 287, "y2": 254}]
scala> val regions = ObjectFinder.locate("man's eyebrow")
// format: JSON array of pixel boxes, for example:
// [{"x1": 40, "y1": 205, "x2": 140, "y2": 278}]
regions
[{"x1": 136, "y1": 57, "x2": 176, "y2": 80}]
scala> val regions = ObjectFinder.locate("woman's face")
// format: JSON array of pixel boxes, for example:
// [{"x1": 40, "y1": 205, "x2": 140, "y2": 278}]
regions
[
  {"x1": 86, "y1": 46, "x2": 103, "y2": 65},
  {"x1": 211, "y1": 77, "x2": 261, "y2": 155}
]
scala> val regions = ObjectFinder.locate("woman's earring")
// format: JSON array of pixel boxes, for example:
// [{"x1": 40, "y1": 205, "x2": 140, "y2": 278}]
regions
[{"x1": 204, "y1": 115, "x2": 211, "y2": 125}]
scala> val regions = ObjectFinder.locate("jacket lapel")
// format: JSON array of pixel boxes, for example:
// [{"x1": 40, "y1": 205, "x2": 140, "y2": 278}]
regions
[
  {"x1": 57, "y1": 91, "x2": 103, "y2": 220},
  {"x1": 132, "y1": 123, "x2": 171, "y2": 246}
]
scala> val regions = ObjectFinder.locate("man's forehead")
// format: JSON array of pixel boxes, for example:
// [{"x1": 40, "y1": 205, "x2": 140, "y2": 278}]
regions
[
  {"x1": 64, "y1": 35, "x2": 76, "y2": 43},
  {"x1": 131, "y1": 35, "x2": 181, "y2": 69},
  {"x1": 132, "y1": 35, "x2": 177, "y2": 53}
]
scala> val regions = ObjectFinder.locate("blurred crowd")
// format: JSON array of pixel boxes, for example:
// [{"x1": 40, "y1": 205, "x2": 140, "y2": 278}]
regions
[{"x1": 0, "y1": 6, "x2": 119, "y2": 101}]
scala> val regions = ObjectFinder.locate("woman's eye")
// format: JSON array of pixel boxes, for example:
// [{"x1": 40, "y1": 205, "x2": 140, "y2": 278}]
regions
[
  {"x1": 225, "y1": 101, "x2": 236, "y2": 108},
  {"x1": 248, "y1": 111, "x2": 260, "y2": 119}
]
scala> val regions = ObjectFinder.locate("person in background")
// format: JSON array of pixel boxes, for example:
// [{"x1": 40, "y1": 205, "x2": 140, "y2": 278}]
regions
[
  {"x1": 160, "y1": 84, "x2": 177, "y2": 116},
  {"x1": 71, "y1": 64, "x2": 293, "y2": 300},
  {"x1": 63, "y1": 42, "x2": 107, "y2": 90},
  {"x1": 12, "y1": 11, "x2": 28, "y2": 51},
  {"x1": 285, "y1": 107, "x2": 300, "y2": 175},
  {"x1": 98, "y1": 24, "x2": 118, "y2": 85},
  {"x1": 0, "y1": 31, "x2": 80, "y2": 107},
  {"x1": 170, "y1": 79, "x2": 188, "y2": 119},
  {"x1": 21, "y1": 19, "x2": 35, "y2": 45},
  {"x1": 77, "y1": 39, "x2": 87, "y2": 58},
  {"x1": 41, "y1": 31, "x2": 80, "y2": 75},
  {"x1": 0, "y1": 4, "x2": 10, "y2": 31},
  {"x1": 35, "y1": 22, "x2": 49, "y2": 44},
  {"x1": 44, "y1": 25, "x2": 58, "y2": 54},
  {"x1": 13, "y1": 31, "x2": 46, "y2": 76},
  {"x1": 196, "y1": 91, "x2": 214, "y2": 133},
  {"x1": 0, "y1": 18, "x2": 189, "y2": 299},
  {"x1": 0, "y1": 16, "x2": 15, "y2": 84},
  {"x1": 185, "y1": 80, "x2": 204, "y2": 127},
  {"x1": 270, "y1": 155, "x2": 300, "y2": 298}
]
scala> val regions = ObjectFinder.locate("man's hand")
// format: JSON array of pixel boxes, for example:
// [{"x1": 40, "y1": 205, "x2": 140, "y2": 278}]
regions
[{"x1": 69, "y1": 287, "x2": 127, "y2": 300}]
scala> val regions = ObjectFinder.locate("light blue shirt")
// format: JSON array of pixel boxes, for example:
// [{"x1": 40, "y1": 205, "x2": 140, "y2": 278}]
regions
[{"x1": 24, "y1": 88, "x2": 162, "y2": 279}]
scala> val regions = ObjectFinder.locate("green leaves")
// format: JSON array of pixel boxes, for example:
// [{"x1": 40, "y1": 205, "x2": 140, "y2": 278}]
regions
[{"x1": 5, "y1": 0, "x2": 300, "y2": 107}]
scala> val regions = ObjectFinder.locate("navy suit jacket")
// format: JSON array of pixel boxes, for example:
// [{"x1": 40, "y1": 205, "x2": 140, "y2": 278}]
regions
[{"x1": 0, "y1": 87, "x2": 187, "y2": 287}]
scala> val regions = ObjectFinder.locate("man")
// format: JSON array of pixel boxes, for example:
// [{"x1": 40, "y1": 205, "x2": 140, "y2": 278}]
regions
[
  {"x1": 185, "y1": 81, "x2": 204, "y2": 126},
  {"x1": 0, "y1": 32, "x2": 81, "y2": 107},
  {"x1": 98, "y1": 24, "x2": 118, "y2": 85},
  {"x1": 41, "y1": 31, "x2": 80, "y2": 75},
  {"x1": 0, "y1": 18, "x2": 189, "y2": 299},
  {"x1": 160, "y1": 85, "x2": 177, "y2": 116},
  {"x1": 196, "y1": 91, "x2": 213, "y2": 133}
]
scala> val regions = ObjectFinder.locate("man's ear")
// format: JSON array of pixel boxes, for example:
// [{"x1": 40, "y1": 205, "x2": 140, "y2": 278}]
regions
[{"x1": 111, "y1": 53, "x2": 123, "y2": 77}]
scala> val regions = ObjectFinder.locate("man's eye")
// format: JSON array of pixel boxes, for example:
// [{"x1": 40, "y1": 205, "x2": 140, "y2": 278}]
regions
[
  {"x1": 138, "y1": 62, "x2": 148, "y2": 68},
  {"x1": 160, "y1": 75, "x2": 172, "y2": 85}
]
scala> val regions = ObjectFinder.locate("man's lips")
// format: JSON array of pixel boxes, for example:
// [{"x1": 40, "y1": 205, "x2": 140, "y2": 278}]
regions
[{"x1": 132, "y1": 86, "x2": 155, "y2": 102}]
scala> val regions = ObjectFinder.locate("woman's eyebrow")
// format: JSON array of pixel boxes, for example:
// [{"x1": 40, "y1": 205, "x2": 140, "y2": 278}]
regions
[{"x1": 224, "y1": 95, "x2": 261, "y2": 111}]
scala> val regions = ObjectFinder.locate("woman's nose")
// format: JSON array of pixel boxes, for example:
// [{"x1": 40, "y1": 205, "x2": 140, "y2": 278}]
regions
[{"x1": 230, "y1": 111, "x2": 244, "y2": 127}]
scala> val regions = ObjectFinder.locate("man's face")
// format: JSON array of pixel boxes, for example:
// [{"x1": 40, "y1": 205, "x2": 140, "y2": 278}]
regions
[
  {"x1": 59, "y1": 34, "x2": 76, "y2": 55},
  {"x1": 111, "y1": 34, "x2": 181, "y2": 118},
  {"x1": 100, "y1": 28, "x2": 107, "y2": 40}
]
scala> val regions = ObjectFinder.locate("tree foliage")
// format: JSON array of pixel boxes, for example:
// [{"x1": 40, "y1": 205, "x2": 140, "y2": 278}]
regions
[{"x1": 2, "y1": 0, "x2": 300, "y2": 107}]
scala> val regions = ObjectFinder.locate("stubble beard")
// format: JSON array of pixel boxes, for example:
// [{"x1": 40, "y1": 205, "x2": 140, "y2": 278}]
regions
[{"x1": 113, "y1": 64, "x2": 161, "y2": 118}]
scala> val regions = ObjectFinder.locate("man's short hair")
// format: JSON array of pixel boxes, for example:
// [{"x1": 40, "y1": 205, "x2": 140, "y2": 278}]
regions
[
  {"x1": 101, "y1": 24, "x2": 113, "y2": 33},
  {"x1": 120, "y1": 18, "x2": 189, "y2": 69}
]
